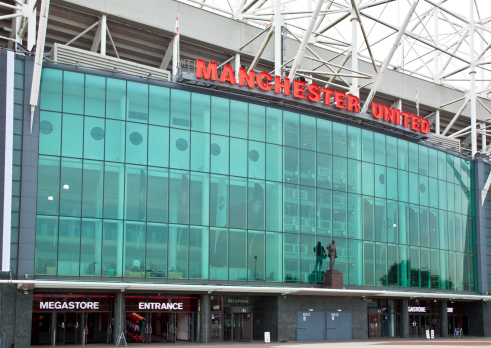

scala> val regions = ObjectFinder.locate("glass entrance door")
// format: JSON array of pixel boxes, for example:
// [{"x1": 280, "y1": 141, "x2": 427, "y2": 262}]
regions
[
  {"x1": 232, "y1": 313, "x2": 252, "y2": 342},
  {"x1": 148, "y1": 312, "x2": 174, "y2": 343},
  {"x1": 85, "y1": 312, "x2": 112, "y2": 344},
  {"x1": 55, "y1": 312, "x2": 82, "y2": 345},
  {"x1": 31, "y1": 313, "x2": 52, "y2": 345},
  {"x1": 368, "y1": 314, "x2": 382, "y2": 338}
]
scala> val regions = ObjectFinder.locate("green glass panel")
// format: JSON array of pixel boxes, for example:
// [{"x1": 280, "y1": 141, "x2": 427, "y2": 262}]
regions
[
  {"x1": 374, "y1": 133, "x2": 386, "y2": 165},
  {"x1": 410, "y1": 246, "x2": 420, "y2": 287},
  {"x1": 387, "y1": 167, "x2": 398, "y2": 201},
  {"x1": 80, "y1": 218, "x2": 102, "y2": 276},
  {"x1": 146, "y1": 223, "x2": 168, "y2": 279},
  {"x1": 85, "y1": 74, "x2": 106, "y2": 117},
  {"x1": 300, "y1": 150, "x2": 315, "y2": 186},
  {"x1": 317, "y1": 118, "x2": 332, "y2": 154},
  {"x1": 148, "y1": 125, "x2": 169, "y2": 168},
  {"x1": 35, "y1": 215, "x2": 58, "y2": 275},
  {"x1": 398, "y1": 139, "x2": 408, "y2": 170},
  {"x1": 266, "y1": 107, "x2": 282, "y2": 145},
  {"x1": 84, "y1": 117, "x2": 105, "y2": 160},
  {"x1": 190, "y1": 226, "x2": 208, "y2": 279},
  {"x1": 126, "y1": 122, "x2": 147, "y2": 165},
  {"x1": 386, "y1": 136, "x2": 397, "y2": 168},
  {"x1": 37, "y1": 156, "x2": 60, "y2": 215},
  {"x1": 284, "y1": 147, "x2": 299, "y2": 184},
  {"x1": 363, "y1": 241, "x2": 375, "y2": 285},
  {"x1": 40, "y1": 68, "x2": 62, "y2": 112},
  {"x1": 149, "y1": 85, "x2": 170, "y2": 126},
  {"x1": 387, "y1": 200, "x2": 398, "y2": 244},
  {"x1": 57, "y1": 217, "x2": 80, "y2": 276},
  {"x1": 362, "y1": 129, "x2": 374, "y2": 162},
  {"x1": 266, "y1": 144, "x2": 282, "y2": 182},
  {"x1": 191, "y1": 93, "x2": 211, "y2": 132},
  {"x1": 284, "y1": 233, "x2": 300, "y2": 282},
  {"x1": 446, "y1": 154, "x2": 454, "y2": 183},
  {"x1": 168, "y1": 225, "x2": 189, "y2": 279},
  {"x1": 248, "y1": 230, "x2": 265, "y2": 281},
  {"x1": 39, "y1": 111, "x2": 61, "y2": 156},
  {"x1": 230, "y1": 177, "x2": 247, "y2": 229},
  {"x1": 374, "y1": 198, "x2": 386, "y2": 242},
  {"x1": 283, "y1": 111, "x2": 299, "y2": 148},
  {"x1": 210, "y1": 228, "x2": 227, "y2": 280},
  {"x1": 429, "y1": 209, "x2": 439, "y2": 248},
  {"x1": 419, "y1": 176, "x2": 429, "y2": 206},
  {"x1": 127, "y1": 81, "x2": 148, "y2": 123},
  {"x1": 124, "y1": 165, "x2": 147, "y2": 221},
  {"x1": 408, "y1": 142, "x2": 418, "y2": 173},
  {"x1": 249, "y1": 141, "x2": 265, "y2": 180},
  {"x1": 62, "y1": 113, "x2": 83, "y2": 158},
  {"x1": 420, "y1": 248, "x2": 430, "y2": 288},
  {"x1": 317, "y1": 153, "x2": 332, "y2": 190},
  {"x1": 300, "y1": 114, "x2": 316, "y2": 151},
  {"x1": 105, "y1": 119, "x2": 125, "y2": 162},
  {"x1": 191, "y1": 132, "x2": 210, "y2": 172},
  {"x1": 63, "y1": 71, "x2": 84, "y2": 115},
  {"x1": 429, "y1": 149, "x2": 439, "y2": 178},
  {"x1": 211, "y1": 96, "x2": 229, "y2": 135},
  {"x1": 333, "y1": 156, "x2": 347, "y2": 192},
  {"x1": 266, "y1": 232, "x2": 282, "y2": 282},
  {"x1": 148, "y1": 167, "x2": 169, "y2": 223},
  {"x1": 60, "y1": 158, "x2": 82, "y2": 217},
  {"x1": 300, "y1": 186, "x2": 315, "y2": 235},
  {"x1": 363, "y1": 196, "x2": 374, "y2": 240},
  {"x1": 229, "y1": 229, "x2": 247, "y2": 281},
  {"x1": 347, "y1": 126, "x2": 361, "y2": 160},
  {"x1": 333, "y1": 191, "x2": 347, "y2": 238},
  {"x1": 210, "y1": 174, "x2": 228, "y2": 227},
  {"x1": 170, "y1": 128, "x2": 190, "y2": 170},
  {"x1": 230, "y1": 100, "x2": 248, "y2": 139},
  {"x1": 189, "y1": 172, "x2": 209, "y2": 226},
  {"x1": 347, "y1": 159, "x2": 361, "y2": 194},
  {"x1": 387, "y1": 244, "x2": 399, "y2": 286},
  {"x1": 103, "y1": 162, "x2": 124, "y2": 219},
  {"x1": 375, "y1": 243, "x2": 387, "y2": 286},
  {"x1": 14, "y1": 59, "x2": 24, "y2": 74},
  {"x1": 447, "y1": 182, "x2": 455, "y2": 212},
  {"x1": 211, "y1": 135, "x2": 229, "y2": 175},
  {"x1": 102, "y1": 220, "x2": 123, "y2": 277},
  {"x1": 348, "y1": 239, "x2": 362, "y2": 285},
  {"x1": 300, "y1": 235, "x2": 315, "y2": 283},
  {"x1": 362, "y1": 162, "x2": 374, "y2": 196},
  {"x1": 106, "y1": 78, "x2": 126, "y2": 120},
  {"x1": 439, "y1": 210, "x2": 448, "y2": 250},
  {"x1": 437, "y1": 151, "x2": 447, "y2": 181},
  {"x1": 374, "y1": 165, "x2": 386, "y2": 198},
  {"x1": 123, "y1": 221, "x2": 145, "y2": 278},
  {"x1": 398, "y1": 202, "x2": 408, "y2": 245},
  {"x1": 347, "y1": 193, "x2": 361, "y2": 240},
  {"x1": 419, "y1": 207, "x2": 429, "y2": 247},
  {"x1": 230, "y1": 138, "x2": 247, "y2": 177},
  {"x1": 438, "y1": 180, "x2": 447, "y2": 210},
  {"x1": 418, "y1": 145, "x2": 428, "y2": 175},
  {"x1": 248, "y1": 180, "x2": 265, "y2": 230},
  {"x1": 266, "y1": 181, "x2": 282, "y2": 232},
  {"x1": 317, "y1": 188, "x2": 332, "y2": 236},
  {"x1": 429, "y1": 177, "x2": 438, "y2": 208},
  {"x1": 332, "y1": 123, "x2": 347, "y2": 157},
  {"x1": 454, "y1": 214, "x2": 463, "y2": 252},
  {"x1": 249, "y1": 104, "x2": 265, "y2": 142},
  {"x1": 398, "y1": 170, "x2": 408, "y2": 202},
  {"x1": 82, "y1": 160, "x2": 103, "y2": 218},
  {"x1": 283, "y1": 184, "x2": 299, "y2": 233},
  {"x1": 408, "y1": 204, "x2": 419, "y2": 246},
  {"x1": 430, "y1": 249, "x2": 439, "y2": 289},
  {"x1": 399, "y1": 245, "x2": 409, "y2": 287},
  {"x1": 171, "y1": 89, "x2": 191, "y2": 129}
]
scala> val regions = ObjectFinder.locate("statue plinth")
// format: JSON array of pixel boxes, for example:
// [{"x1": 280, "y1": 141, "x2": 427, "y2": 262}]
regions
[{"x1": 322, "y1": 270, "x2": 343, "y2": 289}]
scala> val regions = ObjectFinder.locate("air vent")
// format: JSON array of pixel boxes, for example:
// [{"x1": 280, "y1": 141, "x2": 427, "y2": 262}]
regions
[{"x1": 425, "y1": 134, "x2": 461, "y2": 152}]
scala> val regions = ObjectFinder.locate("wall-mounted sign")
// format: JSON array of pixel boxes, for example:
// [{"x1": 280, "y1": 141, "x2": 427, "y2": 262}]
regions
[
  {"x1": 40, "y1": 301, "x2": 99, "y2": 310},
  {"x1": 138, "y1": 302, "x2": 183, "y2": 310},
  {"x1": 195, "y1": 59, "x2": 430, "y2": 135},
  {"x1": 408, "y1": 306, "x2": 454, "y2": 313},
  {"x1": 33, "y1": 294, "x2": 114, "y2": 312}
]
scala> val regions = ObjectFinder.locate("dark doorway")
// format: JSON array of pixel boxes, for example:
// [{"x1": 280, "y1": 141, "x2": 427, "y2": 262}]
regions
[{"x1": 31, "y1": 313, "x2": 52, "y2": 345}]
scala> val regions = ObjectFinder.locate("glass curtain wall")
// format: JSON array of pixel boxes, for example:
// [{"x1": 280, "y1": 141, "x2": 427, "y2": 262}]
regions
[{"x1": 35, "y1": 68, "x2": 476, "y2": 291}]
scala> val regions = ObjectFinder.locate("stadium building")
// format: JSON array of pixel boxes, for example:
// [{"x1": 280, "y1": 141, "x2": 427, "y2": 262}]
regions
[{"x1": 0, "y1": 0, "x2": 490, "y2": 346}]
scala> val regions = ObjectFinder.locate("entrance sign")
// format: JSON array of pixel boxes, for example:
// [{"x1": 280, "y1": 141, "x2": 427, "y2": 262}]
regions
[
  {"x1": 138, "y1": 302, "x2": 183, "y2": 310},
  {"x1": 195, "y1": 59, "x2": 430, "y2": 135},
  {"x1": 40, "y1": 301, "x2": 99, "y2": 310}
]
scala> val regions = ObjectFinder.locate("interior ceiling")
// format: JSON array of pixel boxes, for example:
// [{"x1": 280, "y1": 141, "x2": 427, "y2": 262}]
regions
[{"x1": 0, "y1": 0, "x2": 482, "y2": 153}]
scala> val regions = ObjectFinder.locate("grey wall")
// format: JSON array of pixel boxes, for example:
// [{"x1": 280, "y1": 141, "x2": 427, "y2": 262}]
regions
[
  {"x1": 277, "y1": 295, "x2": 367, "y2": 342},
  {"x1": 17, "y1": 56, "x2": 38, "y2": 279},
  {"x1": 0, "y1": 50, "x2": 8, "y2": 269},
  {"x1": 474, "y1": 160, "x2": 490, "y2": 295},
  {"x1": 0, "y1": 284, "x2": 33, "y2": 348}
]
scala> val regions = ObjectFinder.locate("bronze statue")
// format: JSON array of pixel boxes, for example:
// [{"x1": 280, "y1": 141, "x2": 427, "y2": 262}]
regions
[
  {"x1": 327, "y1": 239, "x2": 337, "y2": 270},
  {"x1": 313, "y1": 241, "x2": 327, "y2": 272}
]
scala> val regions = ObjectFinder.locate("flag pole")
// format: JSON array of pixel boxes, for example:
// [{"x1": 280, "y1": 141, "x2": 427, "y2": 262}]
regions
[{"x1": 173, "y1": 11, "x2": 180, "y2": 79}]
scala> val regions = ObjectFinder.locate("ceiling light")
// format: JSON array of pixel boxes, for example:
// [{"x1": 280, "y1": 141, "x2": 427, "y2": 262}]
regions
[
  {"x1": 48, "y1": 196, "x2": 53, "y2": 201},
  {"x1": 63, "y1": 184, "x2": 69, "y2": 190}
]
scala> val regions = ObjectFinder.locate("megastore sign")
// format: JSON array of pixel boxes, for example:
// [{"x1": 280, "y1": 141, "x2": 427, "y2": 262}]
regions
[{"x1": 195, "y1": 59, "x2": 430, "y2": 135}]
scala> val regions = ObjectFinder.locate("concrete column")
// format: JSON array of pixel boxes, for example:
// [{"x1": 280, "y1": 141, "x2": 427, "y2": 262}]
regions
[
  {"x1": 113, "y1": 292, "x2": 125, "y2": 343},
  {"x1": 199, "y1": 294, "x2": 210, "y2": 343},
  {"x1": 439, "y1": 300, "x2": 448, "y2": 337},
  {"x1": 401, "y1": 299, "x2": 409, "y2": 338}
]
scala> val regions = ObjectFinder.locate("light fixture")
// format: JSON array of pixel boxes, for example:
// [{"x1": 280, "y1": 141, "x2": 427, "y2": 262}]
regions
[
  {"x1": 63, "y1": 184, "x2": 69, "y2": 190},
  {"x1": 48, "y1": 196, "x2": 53, "y2": 201},
  {"x1": 337, "y1": 309, "x2": 342, "y2": 312},
  {"x1": 393, "y1": 224, "x2": 397, "y2": 228},
  {"x1": 309, "y1": 309, "x2": 314, "y2": 311}
]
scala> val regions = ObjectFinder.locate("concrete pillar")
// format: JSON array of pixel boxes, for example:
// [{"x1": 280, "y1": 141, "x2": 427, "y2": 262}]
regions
[
  {"x1": 199, "y1": 294, "x2": 211, "y2": 343},
  {"x1": 14, "y1": 288, "x2": 34, "y2": 347},
  {"x1": 113, "y1": 292, "x2": 125, "y2": 343},
  {"x1": 439, "y1": 300, "x2": 448, "y2": 337},
  {"x1": 401, "y1": 299, "x2": 409, "y2": 338}
]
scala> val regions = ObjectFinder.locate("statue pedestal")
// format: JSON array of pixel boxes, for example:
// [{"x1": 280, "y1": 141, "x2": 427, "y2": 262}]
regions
[{"x1": 322, "y1": 270, "x2": 343, "y2": 289}]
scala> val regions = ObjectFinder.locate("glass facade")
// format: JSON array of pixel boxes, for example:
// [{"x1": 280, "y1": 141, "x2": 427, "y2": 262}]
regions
[{"x1": 35, "y1": 68, "x2": 476, "y2": 291}]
